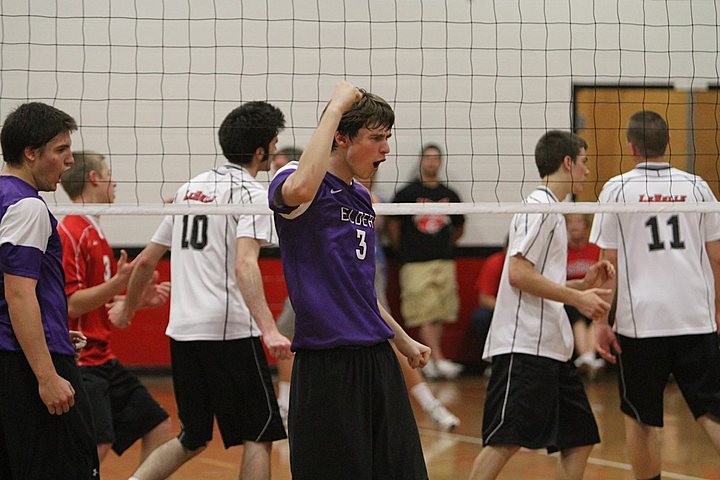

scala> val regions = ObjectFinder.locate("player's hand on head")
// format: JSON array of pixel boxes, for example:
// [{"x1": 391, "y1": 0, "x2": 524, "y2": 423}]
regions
[
  {"x1": 595, "y1": 321, "x2": 621, "y2": 364},
  {"x1": 38, "y1": 373, "x2": 75, "y2": 415},
  {"x1": 330, "y1": 81, "x2": 363, "y2": 114}
]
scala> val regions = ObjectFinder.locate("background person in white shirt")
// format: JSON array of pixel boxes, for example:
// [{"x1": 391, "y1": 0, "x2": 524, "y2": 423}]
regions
[
  {"x1": 470, "y1": 130, "x2": 614, "y2": 480},
  {"x1": 590, "y1": 110, "x2": 720, "y2": 480}
]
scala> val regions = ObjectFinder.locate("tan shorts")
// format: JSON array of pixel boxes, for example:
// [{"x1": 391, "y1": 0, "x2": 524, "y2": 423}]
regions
[
  {"x1": 399, "y1": 259, "x2": 460, "y2": 327},
  {"x1": 276, "y1": 297, "x2": 295, "y2": 339}
]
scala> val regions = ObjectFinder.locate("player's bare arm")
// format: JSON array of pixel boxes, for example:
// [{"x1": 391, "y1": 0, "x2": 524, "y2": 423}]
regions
[
  {"x1": 566, "y1": 259, "x2": 615, "y2": 291},
  {"x1": 378, "y1": 301, "x2": 430, "y2": 368},
  {"x1": 67, "y1": 249, "x2": 134, "y2": 318},
  {"x1": 235, "y1": 237, "x2": 293, "y2": 360},
  {"x1": 593, "y1": 248, "x2": 621, "y2": 363},
  {"x1": 139, "y1": 274, "x2": 171, "y2": 309},
  {"x1": 4, "y1": 273, "x2": 75, "y2": 415},
  {"x1": 508, "y1": 254, "x2": 611, "y2": 320},
  {"x1": 280, "y1": 81, "x2": 362, "y2": 207},
  {"x1": 108, "y1": 242, "x2": 168, "y2": 328}
]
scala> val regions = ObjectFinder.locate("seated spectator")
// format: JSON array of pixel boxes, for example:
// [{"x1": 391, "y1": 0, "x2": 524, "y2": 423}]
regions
[{"x1": 566, "y1": 213, "x2": 604, "y2": 379}]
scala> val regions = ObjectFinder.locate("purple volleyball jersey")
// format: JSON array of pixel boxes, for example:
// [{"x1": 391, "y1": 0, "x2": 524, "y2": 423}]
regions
[
  {"x1": 0, "y1": 176, "x2": 73, "y2": 355},
  {"x1": 269, "y1": 162, "x2": 394, "y2": 350}
]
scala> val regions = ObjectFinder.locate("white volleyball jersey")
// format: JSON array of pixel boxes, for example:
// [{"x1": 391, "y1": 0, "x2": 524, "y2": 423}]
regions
[
  {"x1": 590, "y1": 162, "x2": 720, "y2": 338},
  {"x1": 483, "y1": 186, "x2": 574, "y2": 362},
  {"x1": 152, "y1": 164, "x2": 275, "y2": 341}
]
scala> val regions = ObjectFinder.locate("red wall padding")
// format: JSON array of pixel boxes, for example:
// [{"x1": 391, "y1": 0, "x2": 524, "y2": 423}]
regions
[{"x1": 111, "y1": 256, "x2": 486, "y2": 367}]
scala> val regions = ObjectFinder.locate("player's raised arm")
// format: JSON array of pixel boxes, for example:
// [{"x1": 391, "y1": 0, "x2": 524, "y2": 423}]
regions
[{"x1": 279, "y1": 81, "x2": 362, "y2": 207}]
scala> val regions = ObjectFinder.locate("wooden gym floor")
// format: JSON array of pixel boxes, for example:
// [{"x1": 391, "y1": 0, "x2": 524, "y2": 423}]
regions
[{"x1": 102, "y1": 372, "x2": 719, "y2": 479}]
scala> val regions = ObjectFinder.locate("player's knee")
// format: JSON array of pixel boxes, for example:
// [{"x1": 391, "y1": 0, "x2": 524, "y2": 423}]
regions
[
  {"x1": 97, "y1": 443, "x2": 112, "y2": 461},
  {"x1": 154, "y1": 417, "x2": 172, "y2": 437}
]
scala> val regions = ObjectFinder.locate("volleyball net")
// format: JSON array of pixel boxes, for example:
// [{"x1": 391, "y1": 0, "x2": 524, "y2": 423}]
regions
[{"x1": 1, "y1": 0, "x2": 719, "y2": 245}]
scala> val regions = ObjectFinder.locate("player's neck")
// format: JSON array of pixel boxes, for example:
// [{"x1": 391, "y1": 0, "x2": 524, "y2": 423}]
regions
[
  {"x1": 542, "y1": 177, "x2": 570, "y2": 201},
  {"x1": 1, "y1": 164, "x2": 37, "y2": 190},
  {"x1": 328, "y1": 154, "x2": 354, "y2": 185},
  {"x1": 72, "y1": 190, "x2": 105, "y2": 204},
  {"x1": 568, "y1": 238, "x2": 586, "y2": 250},
  {"x1": 636, "y1": 155, "x2": 667, "y2": 165},
  {"x1": 242, "y1": 163, "x2": 260, "y2": 178}
]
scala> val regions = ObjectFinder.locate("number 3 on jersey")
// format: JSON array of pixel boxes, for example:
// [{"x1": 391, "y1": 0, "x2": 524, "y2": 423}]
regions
[
  {"x1": 355, "y1": 229, "x2": 367, "y2": 260},
  {"x1": 181, "y1": 215, "x2": 208, "y2": 250}
]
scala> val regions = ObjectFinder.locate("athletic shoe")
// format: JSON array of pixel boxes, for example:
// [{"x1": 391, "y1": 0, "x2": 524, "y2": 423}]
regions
[
  {"x1": 427, "y1": 401, "x2": 460, "y2": 431},
  {"x1": 422, "y1": 360, "x2": 442, "y2": 380},
  {"x1": 587, "y1": 358, "x2": 606, "y2": 382},
  {"x1": 435, "y1": 359, "x2": 463, "y2": 379}
]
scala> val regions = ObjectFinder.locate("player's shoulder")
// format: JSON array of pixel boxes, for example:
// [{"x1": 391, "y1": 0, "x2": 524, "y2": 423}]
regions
[
  {"x1": 3, "y1": 194, "x2": 48, "y2": 219},
  {"x1": 58, "y1": 214, "x2": 91, "y2": 235},
  {"x1": 670, "y1": 167, "x2": 712, "y2": 188},
  {"x1": 526, "y1": 186, "x2": 558, "y2": 204},
  {"x1": 0, "y1": 176, "x2": 37, "y2": 206},
  {"x1": 273, "y1": 161, "x2": 298, "y2": 179}
]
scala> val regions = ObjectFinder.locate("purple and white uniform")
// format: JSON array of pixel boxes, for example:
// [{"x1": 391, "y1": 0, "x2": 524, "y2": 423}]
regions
[
  {"x1": 269, "y1": 161, "x2": 394, "y2": 350},
  {"x1": 0, "y1": 176, "x2": 73, "y2": 355}
]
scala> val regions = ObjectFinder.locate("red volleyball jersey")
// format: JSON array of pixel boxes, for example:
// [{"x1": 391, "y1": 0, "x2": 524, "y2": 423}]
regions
[
  {"x1": 474, "y1": 250, "x2": 506, "y2": 297},
  {"x1": 566, "y1": 241, "x2": 600, "y2": 281},
  {"x1": 59, "y1": 215, "x2": 117, "y2": 366}
]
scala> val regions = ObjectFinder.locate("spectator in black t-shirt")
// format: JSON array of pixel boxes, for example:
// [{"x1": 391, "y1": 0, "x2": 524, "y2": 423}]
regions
[{"x1": 388, "y1": 144, "x2": 465, "y2": 379}]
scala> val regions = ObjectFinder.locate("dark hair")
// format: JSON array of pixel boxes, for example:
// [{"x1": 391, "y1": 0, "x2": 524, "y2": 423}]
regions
[
  {"x1": 61, "y1": 150, "x2": 105, "y2": 200},
  {"x1": 276, "y1": 146, "x2": 303, "y2": 162},
  {"x1": 420, "y1": 143, "x2": 443, "y2": 159},
  {"x1": 327, "y1": 89, "x2": 394, "y2": 151},
  {"x1": 626, "y1": 110, "x2": 668, "y2": 158},
  {"x1": 218, "y1": 101, "x2": 285, "y2": 165},
  {"x1": 534, "y1": 130, "x2": 588, "y2": 178},
  {"x1": 1, "y1": 102, "x2": 77, "y2": 167}
]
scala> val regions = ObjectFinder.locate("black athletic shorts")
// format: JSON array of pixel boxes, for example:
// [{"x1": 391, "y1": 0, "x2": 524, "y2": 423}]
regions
[
  {"x1": 80, "y1": 359, "x2": 169, "y2": 455},
  {"x1": 170, "y1": 337, "x2": 286, "y2": 451},
  {"x1": 617, "y1": 333, "x2": 720, "y2": 427},
  {"x1": 289, "y1": 341, "x2": 428, "y2": 480},
  {"x1": 0, "y1": 351, "x2": 100, "y2": 479},
  {"x1": 482, "y1": 353, "x2": 600, "y2": 453}
]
